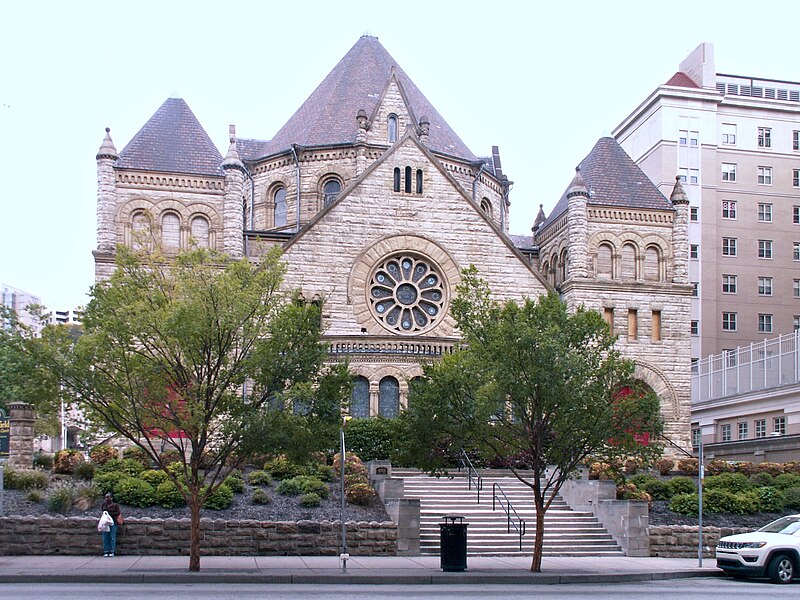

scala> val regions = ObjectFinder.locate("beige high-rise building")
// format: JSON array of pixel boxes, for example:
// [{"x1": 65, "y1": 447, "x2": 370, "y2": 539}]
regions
[{"x1": 614, "y1": 43, "x2": 800, "y2": 363}]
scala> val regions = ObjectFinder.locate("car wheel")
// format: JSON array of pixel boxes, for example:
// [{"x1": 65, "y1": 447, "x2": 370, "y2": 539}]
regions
[{"x1": 767, "y1": 554, "x2": 795, "y2": 584}]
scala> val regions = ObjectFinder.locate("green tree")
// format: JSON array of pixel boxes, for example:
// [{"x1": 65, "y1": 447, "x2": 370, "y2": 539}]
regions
[
  {"x1": 400, "y1": 267, "x2": 662, "y2": 572},
  {"x1": 32, "y1": 246, "x2": 349, "y2": 571}
]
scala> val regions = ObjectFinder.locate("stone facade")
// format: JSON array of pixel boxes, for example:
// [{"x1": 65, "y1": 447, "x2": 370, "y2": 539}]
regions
[
  {"x1": 8, "y1": 402, "x2": 35, "y2": 469},
  {"x1": 649, "y1": 525, "x2": 752, "y2": 558},
  {"x1": 0, "y1": 516, "x2": 396, "y2": 556}
]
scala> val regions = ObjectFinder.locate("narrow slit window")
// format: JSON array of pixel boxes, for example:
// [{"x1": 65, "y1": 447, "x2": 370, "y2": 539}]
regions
[
  {"x1": 651, "y1": 310, "x2": 661, "y2": 341},
  {"x1": 603, "y1": 308, "x2": 614, "y2": 334},
  {"x1": 628, "y1": 309, "x2": 638, "y2": 341},
  {"x1": 388, "y1": 114, "x2": 398, "y2": 143},
  {"x1": 393, "y1": 167, "x2": 401, "y2": 192},
  {"x1": 405, "y1": 166, "x2": 412, "y2": 193},
  {"x1": 416, "y1": 169, "x2": 423, "y2": 194}
]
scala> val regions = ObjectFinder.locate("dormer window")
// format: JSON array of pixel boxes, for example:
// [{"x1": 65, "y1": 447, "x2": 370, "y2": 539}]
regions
[
  {"x1": 323, "y1": 179, "x2": 341, "y2": 207},
  {"x1": 388, "y1": 114, "x2": 398, "y2": 143}
]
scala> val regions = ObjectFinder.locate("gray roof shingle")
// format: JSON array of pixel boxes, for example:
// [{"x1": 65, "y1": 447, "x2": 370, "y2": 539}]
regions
[
  {"x1": 117, "y1": 98, "x2": 223, "y2": 176},
  {"x1": 542, "y1": 137, "x2": 673, "y2": 229},
  {"x1": 255, "y1": 36, "x2": 476, "y2": 161}
]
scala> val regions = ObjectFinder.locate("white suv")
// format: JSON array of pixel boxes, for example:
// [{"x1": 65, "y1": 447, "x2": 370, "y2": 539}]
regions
[{"x1": 716, "y1": 514, "x2": 800, "y2": 584}]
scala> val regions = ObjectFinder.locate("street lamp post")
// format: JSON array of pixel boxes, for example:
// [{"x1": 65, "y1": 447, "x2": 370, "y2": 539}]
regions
[{"x1": 339, "y1": 414, "x2": 351, "y2": 572}]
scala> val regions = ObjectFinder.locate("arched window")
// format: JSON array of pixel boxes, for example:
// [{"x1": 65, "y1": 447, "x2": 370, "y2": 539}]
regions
[
  {"x1": 378, "y1": 376, "x2": 400, "y2": 417},
  {"x1": 620, "y1": 243, "x2": 637, "y2": 280},
  {"x1": 644, "y1": 246, "x2": 661, "y2": 282},
  {"x1": 596, "y1": 243, "x2": 613, "y2": 279},
  {"x1": 161, "y1": 213, "x2": 180, "y2": 249},
  {"x1": 550, "y1": 252, "x2": 559, "y2": 285},
  {"x1": 323, "y1": 179, "x2": 341, "y2": 207},
  {"x1": 480, "y1": 198, "x2": 492, "y2": 218},
  {"x1": 388, "y1": 114, "x2": 398, "y2": 143},
  {"x1": 416, "y1": 169, "x2": 423, "y2": 194},
  {"x1": 559, "y1": 248, "x2": 568, "y2": 284},
  {"x1": 404, "y1": 166, "x2": 412, "y2": 193},
  {"x1": 350, "y1": 376, "x2": 370, "y2": 418},
  {"x1": 273, "y1": 187, "x2": 287, "y2": 228},
  {"x1": 393, "y1": 167, "x2": 401, "y2": 192},
  {"x1": 131, "y1": 211, "x2": 151, "y2": 250},
  {"x1": 190, "y1": 216, "x2": 209, "y2": 248}
]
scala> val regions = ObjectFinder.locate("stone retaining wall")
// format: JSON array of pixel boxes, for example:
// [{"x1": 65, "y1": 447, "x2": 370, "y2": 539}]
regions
[
  {"x1": 0, "y1": 516, "x2": 397, "y2": 556},
  {"x1": 649, "y1": 525, "x2": 753, "y2": 558}
]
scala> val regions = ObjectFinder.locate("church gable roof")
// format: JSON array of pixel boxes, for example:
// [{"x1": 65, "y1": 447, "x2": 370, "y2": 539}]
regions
[
  {"x1": 542, "y1": 137, "x2": 673, "y2": 229},
  {"x1": 256, "y1": 36, "x2": 476, "y2": 161},
  {"x1": 116, "y1": 98, "x2": 223, "y2": 176}
]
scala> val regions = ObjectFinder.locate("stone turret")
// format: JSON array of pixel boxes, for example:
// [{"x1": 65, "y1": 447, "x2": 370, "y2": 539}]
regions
[
  {"x1": 565, "y1": 167, "x2": 589, "y2": 279},
  {"x1": 532, "y1": 204, "x2": 546, "y2": 233},
  {"x1": 221, "y1": 130, "x2": 245, "y2": 258},
  {"x1": 670, "y1": 176, "x2": 690, "y2": 284},
  {"x1": 96, "y1": 128, "x2": 118, "y2": 253}
]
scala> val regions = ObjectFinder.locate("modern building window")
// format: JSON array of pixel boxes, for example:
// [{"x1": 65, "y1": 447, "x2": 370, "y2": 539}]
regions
[
  {"x1": 758, "y1": 313, "x2": 773, "y2": 333},
  {"x1": 721, "y1": 424, "x2": 732, "y2": 442},
  {"x1": 161, "y1": 212, "x2": 180, "y2": 249},
  {"x1": 273, "y1": 187, "x2": 287, "y2": 228},
  {"x1": 757, "y1": 203, "x2": 772, "y2": 222},
  {"x1": 190, "y1": 215, "x2": 210, "y2": 248},
  {"x1": 651, "y1": 310, "x2": 661, "y2": 341},
  {"x1": 416, "y1": 169, "x2": 423, "y2": 194},
  {"x1": 323, "y1": 179, "x2": 341, "y2": 206},
  {"x1": 387, "y1": 114, "x2": 398, "y2": 143},
  {"x1": 794, "y1": 170, "x2": 800, "y2": 188},
  {"x1": 393, "y1": 167, "x2": 401, "y2": 192},
  {"x1": 378, "y1": 376, "x2": 400, "y2": 418},
  {"x1": 722, "y1": 312, "x2": 737, "y2": 331},
  {"x1": 404, "y1": 166, "x2": 412, "y2": 193},
  {"x1": 795, "y1": 242, "x2": 800, "y2": 261},
  {"x1": 690, "y1": 206, "x2": 699, "y2": 221},
  {"x1": 725, "y1": 349, "x2": 737, "y2": 367},
  {"x1": 755, "y1": 419, "x2": 767, "y2": 438},
  {"x1": 793, "y1": 206, "x2": 800, "y2": 224},
  {"x1": 627, "y1": 309, "x2": 638, "y2": 341},
  {"x1": 691, "y1": 282, "x2": 699, "y2": 297},
  {"x1": 757, "y1": 127, "x2": 772, "y2": 148},
  {"x1": 738, "y1": 421, "x2": 748, "y2": 440},
  {"x1": 679, "y1": 130, "x2": 698, "y2": 145},
  {"x1": 692, "y1": 428, "x2": 701, "y2": 447},
  {"x1": 758, "y1": 277, "x2": 773, "y2": 296},
  {"x1": 678, "y1": 167, "x2": 699, "y2": 184},
  {"x1": 722, "y1": 274, "x2": 737, "y2": 294},
  {"x1": 691, "y1": 320, "x2": 699, "y2": 335},
  {"x1": 795, "y1": 315, "x2": 800, "y2": 331},
  {"x1": 690, "y1": 244, "x2": 699, "y2": 259},
  {"x1": 603, "y1": 307, "x2": 614, "y2": 334},
  {"x1": 794, "y1": 130, "x2": 800, "y2": 151},
  {"x1": 721, "y1": 124, "x2": 736, "y2": 145},
  {"x1": 758, "y1": 239, "x2": 773, "y2": 259},
  {"x1": 774, "y1": 416, "x2": 786, "y2": 435},
  {"x1": 722, "y1": 237, "x2": 737, "y2": 256},
  {"x1": 794, "y1": 279, "x2": 800, "y2": 299},
  {"x1": 722, "y1": 163, "x2": 737, "y2": 182},
  {"x1": 758, "y1": 166, "x2": 773, "y2": 185},
  {"x1": 722, "y1": 200, "x2": 737, "y2": 219}
]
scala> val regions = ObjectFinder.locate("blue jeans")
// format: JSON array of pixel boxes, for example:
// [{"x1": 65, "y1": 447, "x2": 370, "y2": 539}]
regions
[{"x1": 102, "y1": 524, "x2": 118, "y2": 554}]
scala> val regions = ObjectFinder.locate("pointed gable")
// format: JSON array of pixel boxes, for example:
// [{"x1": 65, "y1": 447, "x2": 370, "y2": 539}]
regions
[
  {"x1": 665, "y1": 71, "x2": 700, "y2": 88},
  {"x1": 116, "y1": 98, "x2": 223, "y2": 176},
  {"x1": 542, "y1": 137, "x2": 673, "y2": 228},
  {"x1": 257, "y1": 36, "x2": 476, "y2": 161}
]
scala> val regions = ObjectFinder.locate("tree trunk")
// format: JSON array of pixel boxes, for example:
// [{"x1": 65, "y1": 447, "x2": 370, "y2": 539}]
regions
[
  {"x1": 530, "y1": 496, "x2": 545, "y2": 572},
  {"x1": 189, "y1": 496, "x2": 201, "y2": 572}
]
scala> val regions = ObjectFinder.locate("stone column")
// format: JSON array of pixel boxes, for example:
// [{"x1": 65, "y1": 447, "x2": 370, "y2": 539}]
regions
[
  {"x1": 221, "y1": 136, "x2": 245, "y2": 259},
  {"x1": 566, "y1": 168, "x2": 589, "y2": 279},
  {"x1": 8, "y1": 402, "x2": 35, "y2": 468},
  {"x1": 96, "y1": 128, "x2": 118, "y2": 253},
  {"x1": 670, "y1": 176, "x2": 690, "y2": 284}
]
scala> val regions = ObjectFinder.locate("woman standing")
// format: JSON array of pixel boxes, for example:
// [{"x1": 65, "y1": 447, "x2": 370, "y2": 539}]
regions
[{"x1": 100, "y1": 492, "x2": 122, "y2": 557}]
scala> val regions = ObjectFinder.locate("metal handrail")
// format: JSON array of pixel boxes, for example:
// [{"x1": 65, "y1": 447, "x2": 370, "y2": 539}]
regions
[
  {"x1": 492, "y1": 482, "x2": 527, "y2": 551},
  {"x1": 459, "y1": 449, "x2": 483, "y2": 504}
]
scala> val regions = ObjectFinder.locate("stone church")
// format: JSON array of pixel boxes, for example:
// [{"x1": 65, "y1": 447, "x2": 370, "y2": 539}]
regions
[{"x1": 93, "y1": 36, "x2": 692, "y2": 450}]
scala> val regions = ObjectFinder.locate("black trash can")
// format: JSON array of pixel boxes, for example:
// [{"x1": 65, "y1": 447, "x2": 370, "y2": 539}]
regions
[{"x1": 439, "y1": 514, "x2": 468, "y2": 572}]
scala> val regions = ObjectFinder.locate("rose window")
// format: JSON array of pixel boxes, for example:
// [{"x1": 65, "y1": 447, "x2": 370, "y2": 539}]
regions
[{"x1": 368, "y1": 254, "x2": 447, "y2": 334}]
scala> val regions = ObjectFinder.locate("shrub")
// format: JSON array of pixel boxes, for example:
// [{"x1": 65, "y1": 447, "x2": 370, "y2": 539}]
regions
[
  {"x1": 655, "y1": 458, "x2": 674, "y2": 476},
  {"x1": 140, "y1": 469, "x2": 169, "y2": 487},
  {"x1": 704, "y1": 473, "x2": 751, "y2": 494},
  {"x1": 123, "y1": 446, "x2": 151, "y2": 467},
  {"x1": 624, "y1": 458, "x2": 642, "y2": 475},
  {"x1": 225, "y1": 475, "x2": 245, "y2": 494},
  {"x1": 93, "y1": 471, "x2": 129, "y2": 495},
  {"x1": 704, "y1": 489, "x2": 743, "y2": 514},
  {"x1": 74, "y1": 482, "x2": 100, "y2": 510},
  {"x1": 676, "y1": 458, "x2": 698, "y2": 476},
  {"x1": 47, "y1": 481, "x2": 76, "y2": 514},
  {"x1": 26, "y1": 490, "x2": 43, "y2": 503},
  {"x1": 6, "y1": 468, "x2": 48, "y2": 491},
  {"x1": 155, "y1": 481, "x2": 186, "y2": 508},
  {"x1": 251, "y1": 488, "x2": 272, "y2": 505},
  {"x1": 276, "y1": 475, "x2": 329, "y2": 498},
  {"x1": 97, "y1": 458, "x2": 146, "y2": 477},
  {"x1": 346, "y1": 482, "x2": 375, "y2": 505},
  {"x1": 166, "y1": 461, "x2": 187, "y2": 480},
  {"x1": 74, "y1": 462, "x2": 95, "y2": 481},
  {"x1": 204, "y1": 483, "x2": 233, "y2": 510},
  {"x1": 247, "y1": 470, "x2": 273, "y2": 486},
  {"x1": 706, "y1": 460, "x2": 735, "y2": 476},
  {"x1": 89, "y1": 445, "x2": 118, "y2": 466},
  {"x1": 158, "y1": 449, "x2": 183, "y2": 466},
  {"x1": 300, "y1": 492, "x2": 322, "y2": 507},
  {"x1": 754, "y1": 487, "x2": 786, "y2": 513},
  {"x1": 732, "y1": 461, "x2": 758, "y2": 476},
  {"x1": 616, "y1": 483, "x2": 650, "y2": 503},
  {"x1": 783, "y1": 461, "x2": 800, "y2": 475},
  {"x1": 642, "y1": 479, "x2": 672, "y2": 501},
  {"x1": 756, "y1": 462, "x2": 784, "y2": 476},
  {"x1": 588, "y1": 462, "x2": 616, "y2": 480},
  {"x1": 310, "y1": 464, "x2": 335, "y2": 482},
  {"x1": 783, "y1": 487, "x2": 800, "y2": 509},
  {"x1": 344, "y1": 473, "x2": 369, "y2": 488},
  {"x1": 33, "y1": 452, "x2": 54, "y2": 471},
  {"x1": 344, "y1": 417, "x2": 401, "y2": 462},
  {"x1": 115, "y1": 478, "x2": 155, "y2": 507},
  {"x1": 749, "y1": 472, "x2": 774, "y2": 488},
  {"x1": 53, "y1": 449, "x2": 85, "y2": 475},
  {"x1": 774, "y1": 473, "x2": 800, "y2": 490},
  {"x1": 332, "y1": 452, "x2": 368, "y2": 478},
  {"x1": 264, "y1": 456, "x2": 305, "y2": 480},
  {"x1": 627, "y1": 474, "x2": 657, "y2": 488},
  {"x1": 668, "y1": 476, "x2": 696, "y2": 497}
]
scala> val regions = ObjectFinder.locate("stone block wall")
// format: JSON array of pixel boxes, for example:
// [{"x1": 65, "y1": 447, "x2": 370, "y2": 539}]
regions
[
  {"x1": 0, "y1": 516, "x2": 397, "y2": 556},
  {"x1": 649, "y1": 525, "x2": 753, "y2": 558}
]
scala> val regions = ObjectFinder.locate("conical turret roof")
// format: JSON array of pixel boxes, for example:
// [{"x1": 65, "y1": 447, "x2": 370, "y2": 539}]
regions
[
  {"x1": 254, "y1": 36, "x2": 476, "y2": 161},
  {"x1": 117, "y1": 98, "x2": 223, "y2": 176}
]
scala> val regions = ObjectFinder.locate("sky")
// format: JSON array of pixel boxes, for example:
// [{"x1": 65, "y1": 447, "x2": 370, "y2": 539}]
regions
[{"x1": 2, "y1": 0, "x2": 799, "y2": 311}]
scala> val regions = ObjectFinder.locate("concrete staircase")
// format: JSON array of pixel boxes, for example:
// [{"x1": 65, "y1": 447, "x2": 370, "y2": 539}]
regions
[{"x1": 396, "y1": 470, "x2": 623, "y2": 557}]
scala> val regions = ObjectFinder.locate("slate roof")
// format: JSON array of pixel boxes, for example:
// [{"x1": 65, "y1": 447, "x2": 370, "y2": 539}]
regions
[
  {"x1": 664, "y1": 71, "x2": 700, "y2": 88},
  {"x1": 116, "y1": 98, "x2": 223, "y2": 176},
  {"x1": 509, "y1": 234, "x2": 535, "y2": 252},
  {"x1": 254, "y1": 36, "x2": 477, "y2": 161},
  {"x1": 541, "y1": 137, "x2": 673, "y2": 229}
]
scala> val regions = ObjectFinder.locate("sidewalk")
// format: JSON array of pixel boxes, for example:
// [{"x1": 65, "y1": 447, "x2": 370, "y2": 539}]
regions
[{"x1": 0, "y1": 555, "x2": 721, "y2": 585}]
